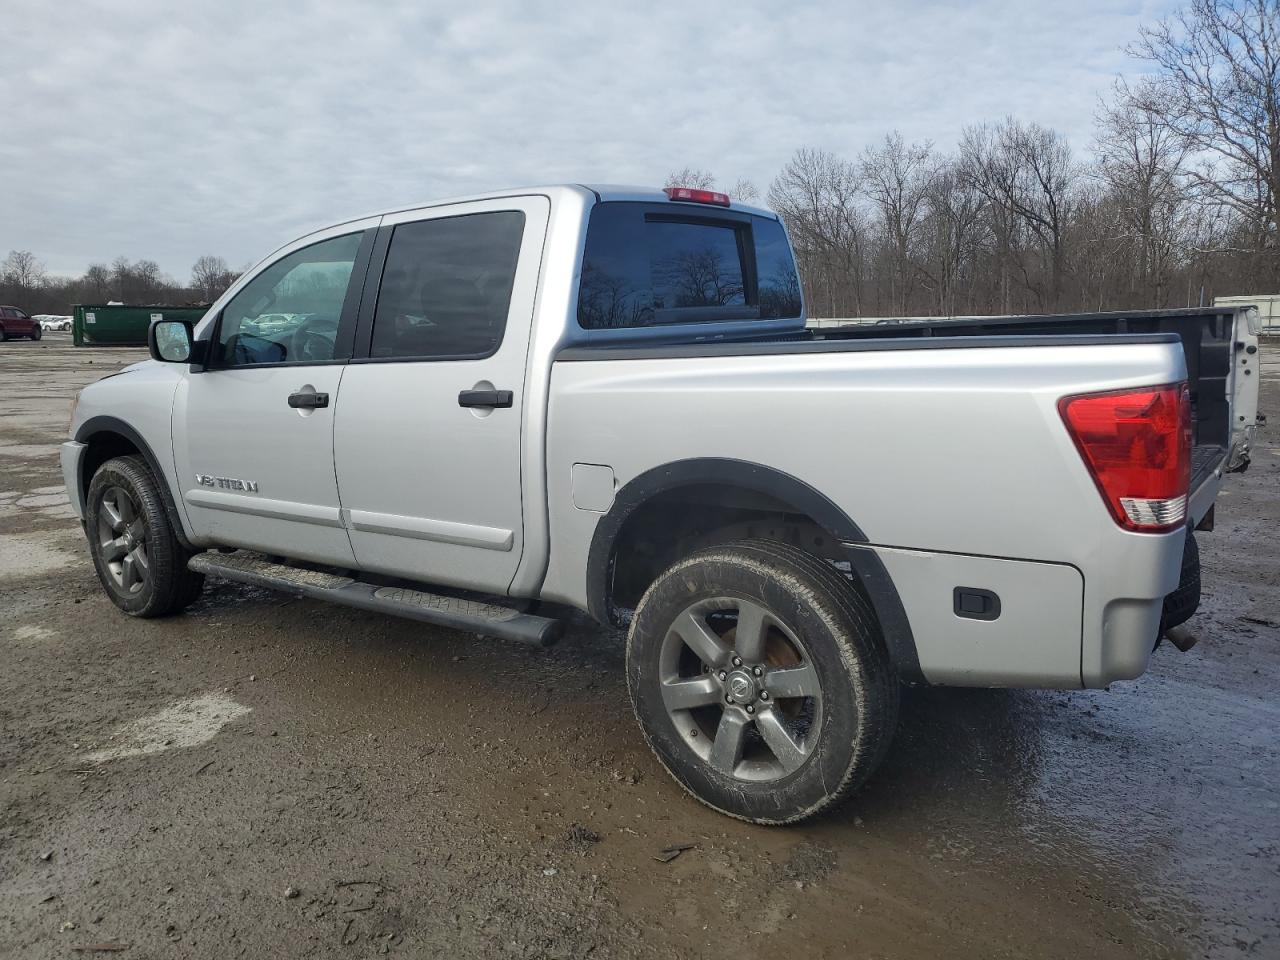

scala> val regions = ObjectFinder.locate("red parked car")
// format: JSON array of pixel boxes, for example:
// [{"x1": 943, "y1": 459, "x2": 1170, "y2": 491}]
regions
[{"x1": 0, "y1": 306, "x2": 42, "y2": 341}]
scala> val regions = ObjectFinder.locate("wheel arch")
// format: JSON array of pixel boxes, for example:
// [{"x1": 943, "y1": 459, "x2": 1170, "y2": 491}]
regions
[
  {"x1": 74, "y1": 415, "x2": 196, "y2": 551},
  {"x1": 585, "y1": 457, "x2": 922, "y2": 682}
]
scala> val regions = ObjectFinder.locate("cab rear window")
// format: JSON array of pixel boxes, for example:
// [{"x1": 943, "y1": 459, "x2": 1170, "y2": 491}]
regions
[{"x1": 577, "y1": 202, "x2": 802, "y2": 329}]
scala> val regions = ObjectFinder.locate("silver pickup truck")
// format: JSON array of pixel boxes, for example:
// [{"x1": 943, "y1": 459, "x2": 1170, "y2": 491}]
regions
[{"x1": 61, "y1": 184, "x2": 1261, "y2": 824}]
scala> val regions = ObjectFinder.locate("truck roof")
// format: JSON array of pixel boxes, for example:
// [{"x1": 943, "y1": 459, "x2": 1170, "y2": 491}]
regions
[{"x1": 307, "y1": 184, "x2": 779, "y2": 243}]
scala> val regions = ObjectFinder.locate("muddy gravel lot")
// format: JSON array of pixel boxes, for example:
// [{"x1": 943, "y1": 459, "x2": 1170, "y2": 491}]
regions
[{"x1": 1, "y1": 334, "x2": 1277, "y2": 959}]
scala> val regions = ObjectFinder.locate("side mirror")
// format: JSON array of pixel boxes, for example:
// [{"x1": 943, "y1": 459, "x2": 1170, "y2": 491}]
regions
[{"x1": 149, "y1": 320, "x2": 195, "y2": 363}]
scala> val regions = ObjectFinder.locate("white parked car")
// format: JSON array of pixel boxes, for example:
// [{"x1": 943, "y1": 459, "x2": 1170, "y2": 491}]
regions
[{"x1": 60, "y1": 184, "x2": 1261, "y2": 823}]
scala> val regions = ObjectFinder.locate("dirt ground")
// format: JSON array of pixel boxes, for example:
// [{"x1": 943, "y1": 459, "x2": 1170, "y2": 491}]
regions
[{"x1": 1, "y1": 334, "x2": 1277, "y2": 960}]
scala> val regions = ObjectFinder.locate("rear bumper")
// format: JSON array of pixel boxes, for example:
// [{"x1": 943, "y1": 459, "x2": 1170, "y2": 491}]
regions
[
  {"x1": 1092, "y1": 597, "x2": 1165, "y2": 685},
  {"x1": 60, "y1": 441, "x2": 86, "y2": 521}
]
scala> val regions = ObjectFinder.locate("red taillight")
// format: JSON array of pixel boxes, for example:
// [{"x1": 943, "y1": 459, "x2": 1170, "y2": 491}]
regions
[
  {"x1": 663, "y1": 186, "x2": 731, "y2": 206},
  {"x1": 1058, "y1": 382, "x2": 1191, "y2": 532}
]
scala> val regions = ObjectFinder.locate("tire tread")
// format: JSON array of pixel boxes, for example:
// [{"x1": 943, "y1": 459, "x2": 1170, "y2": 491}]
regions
[
  {"x1": 627, "y1": 538, "x2": 899, "y2": 825},
  {"x1": 86, "y1": 455, "x2": 204, "y2": 618}
]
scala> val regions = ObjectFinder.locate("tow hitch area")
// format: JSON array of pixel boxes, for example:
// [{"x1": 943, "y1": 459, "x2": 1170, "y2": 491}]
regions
[{"x1": 1164, "y1": 625, "x2": 1200, "y2": 653}]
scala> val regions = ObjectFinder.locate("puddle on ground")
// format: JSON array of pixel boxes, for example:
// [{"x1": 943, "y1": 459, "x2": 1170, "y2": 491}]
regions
[{"x1": 82, "y1": 693, "x2": 251, "y2": 763}]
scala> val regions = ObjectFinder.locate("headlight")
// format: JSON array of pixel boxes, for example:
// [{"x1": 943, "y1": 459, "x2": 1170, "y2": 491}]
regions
[{"x1": 68, "y1": 390, "x2": 81, "y2": 434}]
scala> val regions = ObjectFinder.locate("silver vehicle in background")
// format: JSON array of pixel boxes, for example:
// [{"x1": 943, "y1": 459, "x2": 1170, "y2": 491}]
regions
[{"x1": 61, "y1": 184, "x2": 1260, "y2": 823}]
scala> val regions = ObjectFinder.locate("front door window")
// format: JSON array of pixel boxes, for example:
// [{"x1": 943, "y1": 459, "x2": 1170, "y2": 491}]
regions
[{"x1": 214, "y1": 233, "x2": 362, "y2": 366}]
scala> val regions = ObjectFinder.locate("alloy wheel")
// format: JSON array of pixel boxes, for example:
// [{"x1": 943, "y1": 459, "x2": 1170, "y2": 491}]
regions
[
  {"x1": 658, "y1": 597, "x2": 823, "y2": 782},
  {"x1": 96, "y1": 486, "x2": 150, "y2": 594}
]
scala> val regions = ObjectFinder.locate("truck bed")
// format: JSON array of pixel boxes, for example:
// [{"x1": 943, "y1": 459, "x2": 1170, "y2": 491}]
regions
[{"x1": 805, "y1": 307, "x2": 1239, "y2": 483}]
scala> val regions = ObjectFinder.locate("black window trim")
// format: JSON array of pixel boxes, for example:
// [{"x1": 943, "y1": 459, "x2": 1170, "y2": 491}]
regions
[
  {"x1": 350, "y1": 209, "x2": 526, "y2": 364},
  {"x1": 200, "y1": 228, "x2": 375, "y2": 372}
]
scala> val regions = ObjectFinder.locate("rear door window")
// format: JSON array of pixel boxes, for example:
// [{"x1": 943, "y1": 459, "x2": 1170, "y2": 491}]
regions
[
  {"x1": 368, "y1": 210, "x2": 525, "y2": 360},
  {"x1": 577, "y1": 202, "x2": 802, "y2": 329}
]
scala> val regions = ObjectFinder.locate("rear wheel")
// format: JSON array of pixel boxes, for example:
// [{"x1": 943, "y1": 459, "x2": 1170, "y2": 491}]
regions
[
  {"x1": 86, "y1": 456, "x2": 204, "y2": 617},
  {"x1": 627, "y1": 539, "x2": 898, "y2": 824}
]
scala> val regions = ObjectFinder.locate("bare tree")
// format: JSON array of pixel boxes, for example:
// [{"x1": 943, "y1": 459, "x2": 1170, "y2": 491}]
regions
[
  {"x1": 84, "y1": 264, "x2": 111, "y2": 300},
  {"x1": 1, "y1": 250, "x2": 46, "y2": 297},
  {"x1": 664, "y1": 167, "x2": 716, "y2": 190},
  {"x1": 861, "y1": 133, "x2": 934, "y2": 313},
  {"x1": 962, "y1": 119, "x2": 1080, "y2": 309},
  {"x1": 108, "y1": 257, "x2": 167, "y2": 303},
  {"x1": 917, "y1": 160, "x2": 987, "y2": 316},
  {"x1": 1095, "y1": 78, "x2": 1192, "y2": 305},
  {"x1": 191, "y1": 255, "x2": 235, "y2": 301},
  {"x1": 728, "y1": 178, "x2": 760, "y2": 202},
  {"x1": 1129, "y1": 0, "x2": 1280, "y2": 279},
  {"x1": 768, "y1": 148, "x2": 867, "y2": 316},
  {"x1": 109, "y1": 256, "x2": 132, "y2": 300}
]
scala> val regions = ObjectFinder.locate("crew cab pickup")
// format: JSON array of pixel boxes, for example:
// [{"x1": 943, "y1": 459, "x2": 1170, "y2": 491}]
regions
[{"x1": 61, "y1": 184, "x2": 1261, "y2": 824}]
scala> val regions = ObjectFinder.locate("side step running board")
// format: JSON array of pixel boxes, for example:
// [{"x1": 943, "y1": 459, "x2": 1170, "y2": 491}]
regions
[{"x1": 188, "y1": 552, "x2": 562, "y2": 647}]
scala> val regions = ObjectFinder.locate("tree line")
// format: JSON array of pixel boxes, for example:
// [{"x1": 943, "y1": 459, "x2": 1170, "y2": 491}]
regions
[
  {"x1": 667, "y1": 0, "x2": 1279, "y2": 318},
  {"x1": 0, "y1": 250, "x2": 240, "y2": 316}
]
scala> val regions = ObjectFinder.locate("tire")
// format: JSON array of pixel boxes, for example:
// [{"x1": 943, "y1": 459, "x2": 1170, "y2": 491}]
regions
[
  {"x1": 0, "y1": 325, "x2": 7, "y2": 342},
  {"x1": 626, "y1": 539, "x2": 898, "y2": 825},
  {"x1": 85, "y1": 455, "x2": 204, "y2": 617},
  {"x1": 29, "y1": 325, "x2": 42, "y2": 341},
  {"x1": 1159, "y1": 528, "x2": 1200, "y2": 633}
]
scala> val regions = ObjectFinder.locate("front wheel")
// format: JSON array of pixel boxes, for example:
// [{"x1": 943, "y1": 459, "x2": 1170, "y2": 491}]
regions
[
  {"x1": 626, "y1": 539, "x2": 898, "y2": 824},
  {"x1": 86, "y1": 456, "x2": 205, "y2": 617},
  {"x1": 29, "y1": 324, "x2": 42, "y2": 340}
]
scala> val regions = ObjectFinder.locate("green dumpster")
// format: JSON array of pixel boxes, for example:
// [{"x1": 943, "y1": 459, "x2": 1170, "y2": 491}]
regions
[{"x1": 73, "y1": 304, "x2": 208, "y2": 347}]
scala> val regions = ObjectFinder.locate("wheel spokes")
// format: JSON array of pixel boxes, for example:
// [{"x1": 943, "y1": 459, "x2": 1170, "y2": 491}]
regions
[
  {"x1": 661, "y1": 675, "x2": 722, "y2": 712},
  {"x1": 101, "y1": 536, "x2": 129, "y2": 562},
  {"x1": 120, "y1": 554, "x2": 138, "y2": 590},
  {"x1": 659, "y1": 595, "x2": 823, "y2": 784},
  {"x1": 763, "y1": 662, "x2": 820, "y2": 700},
  {"x1": 707, "y1": 709, "x2": 749, "y2": 775},
  {"x1": 732, "y1": 600, "x2": 770, "y2": 662},
  {"x1": 672, "y1": 610, "x2": 731, "y2": 669},
  {"x1": 95, "y1": 486, "x2": 150, "y2": 592},
  {"x1": 755, "y1": 707, "x2": 809, "y2": 773},
  {"x1": 101, "y1": 496, "x2": 125, "y2": 532}
]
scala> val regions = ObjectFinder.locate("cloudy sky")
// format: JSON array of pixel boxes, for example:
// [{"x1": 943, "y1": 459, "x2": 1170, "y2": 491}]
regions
[{"x1": 2, "y1": 0, "x2": 1174, "y2": 279}]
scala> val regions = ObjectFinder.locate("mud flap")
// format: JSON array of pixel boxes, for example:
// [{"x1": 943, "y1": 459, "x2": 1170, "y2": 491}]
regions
[{"x1": 1159, "y1": 528, "x2": 1200, "y2": 635}]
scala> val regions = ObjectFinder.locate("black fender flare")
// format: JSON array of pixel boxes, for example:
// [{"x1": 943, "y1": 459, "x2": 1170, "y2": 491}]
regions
[
  {"x1": 74, "y1": 415, "x2": 196, "y2": 551},
  {"x1": 585, "y1": 457, "x2": 922, "y2": 683}
]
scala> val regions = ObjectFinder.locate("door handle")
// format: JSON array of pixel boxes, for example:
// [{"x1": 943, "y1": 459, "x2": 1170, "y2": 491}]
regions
[
  {"x1": 288, "y1": 391, "x2": 329, "y2": 409},
  {"x1": 458, "y1": 389, "x2": 513, "y2": 408}
]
